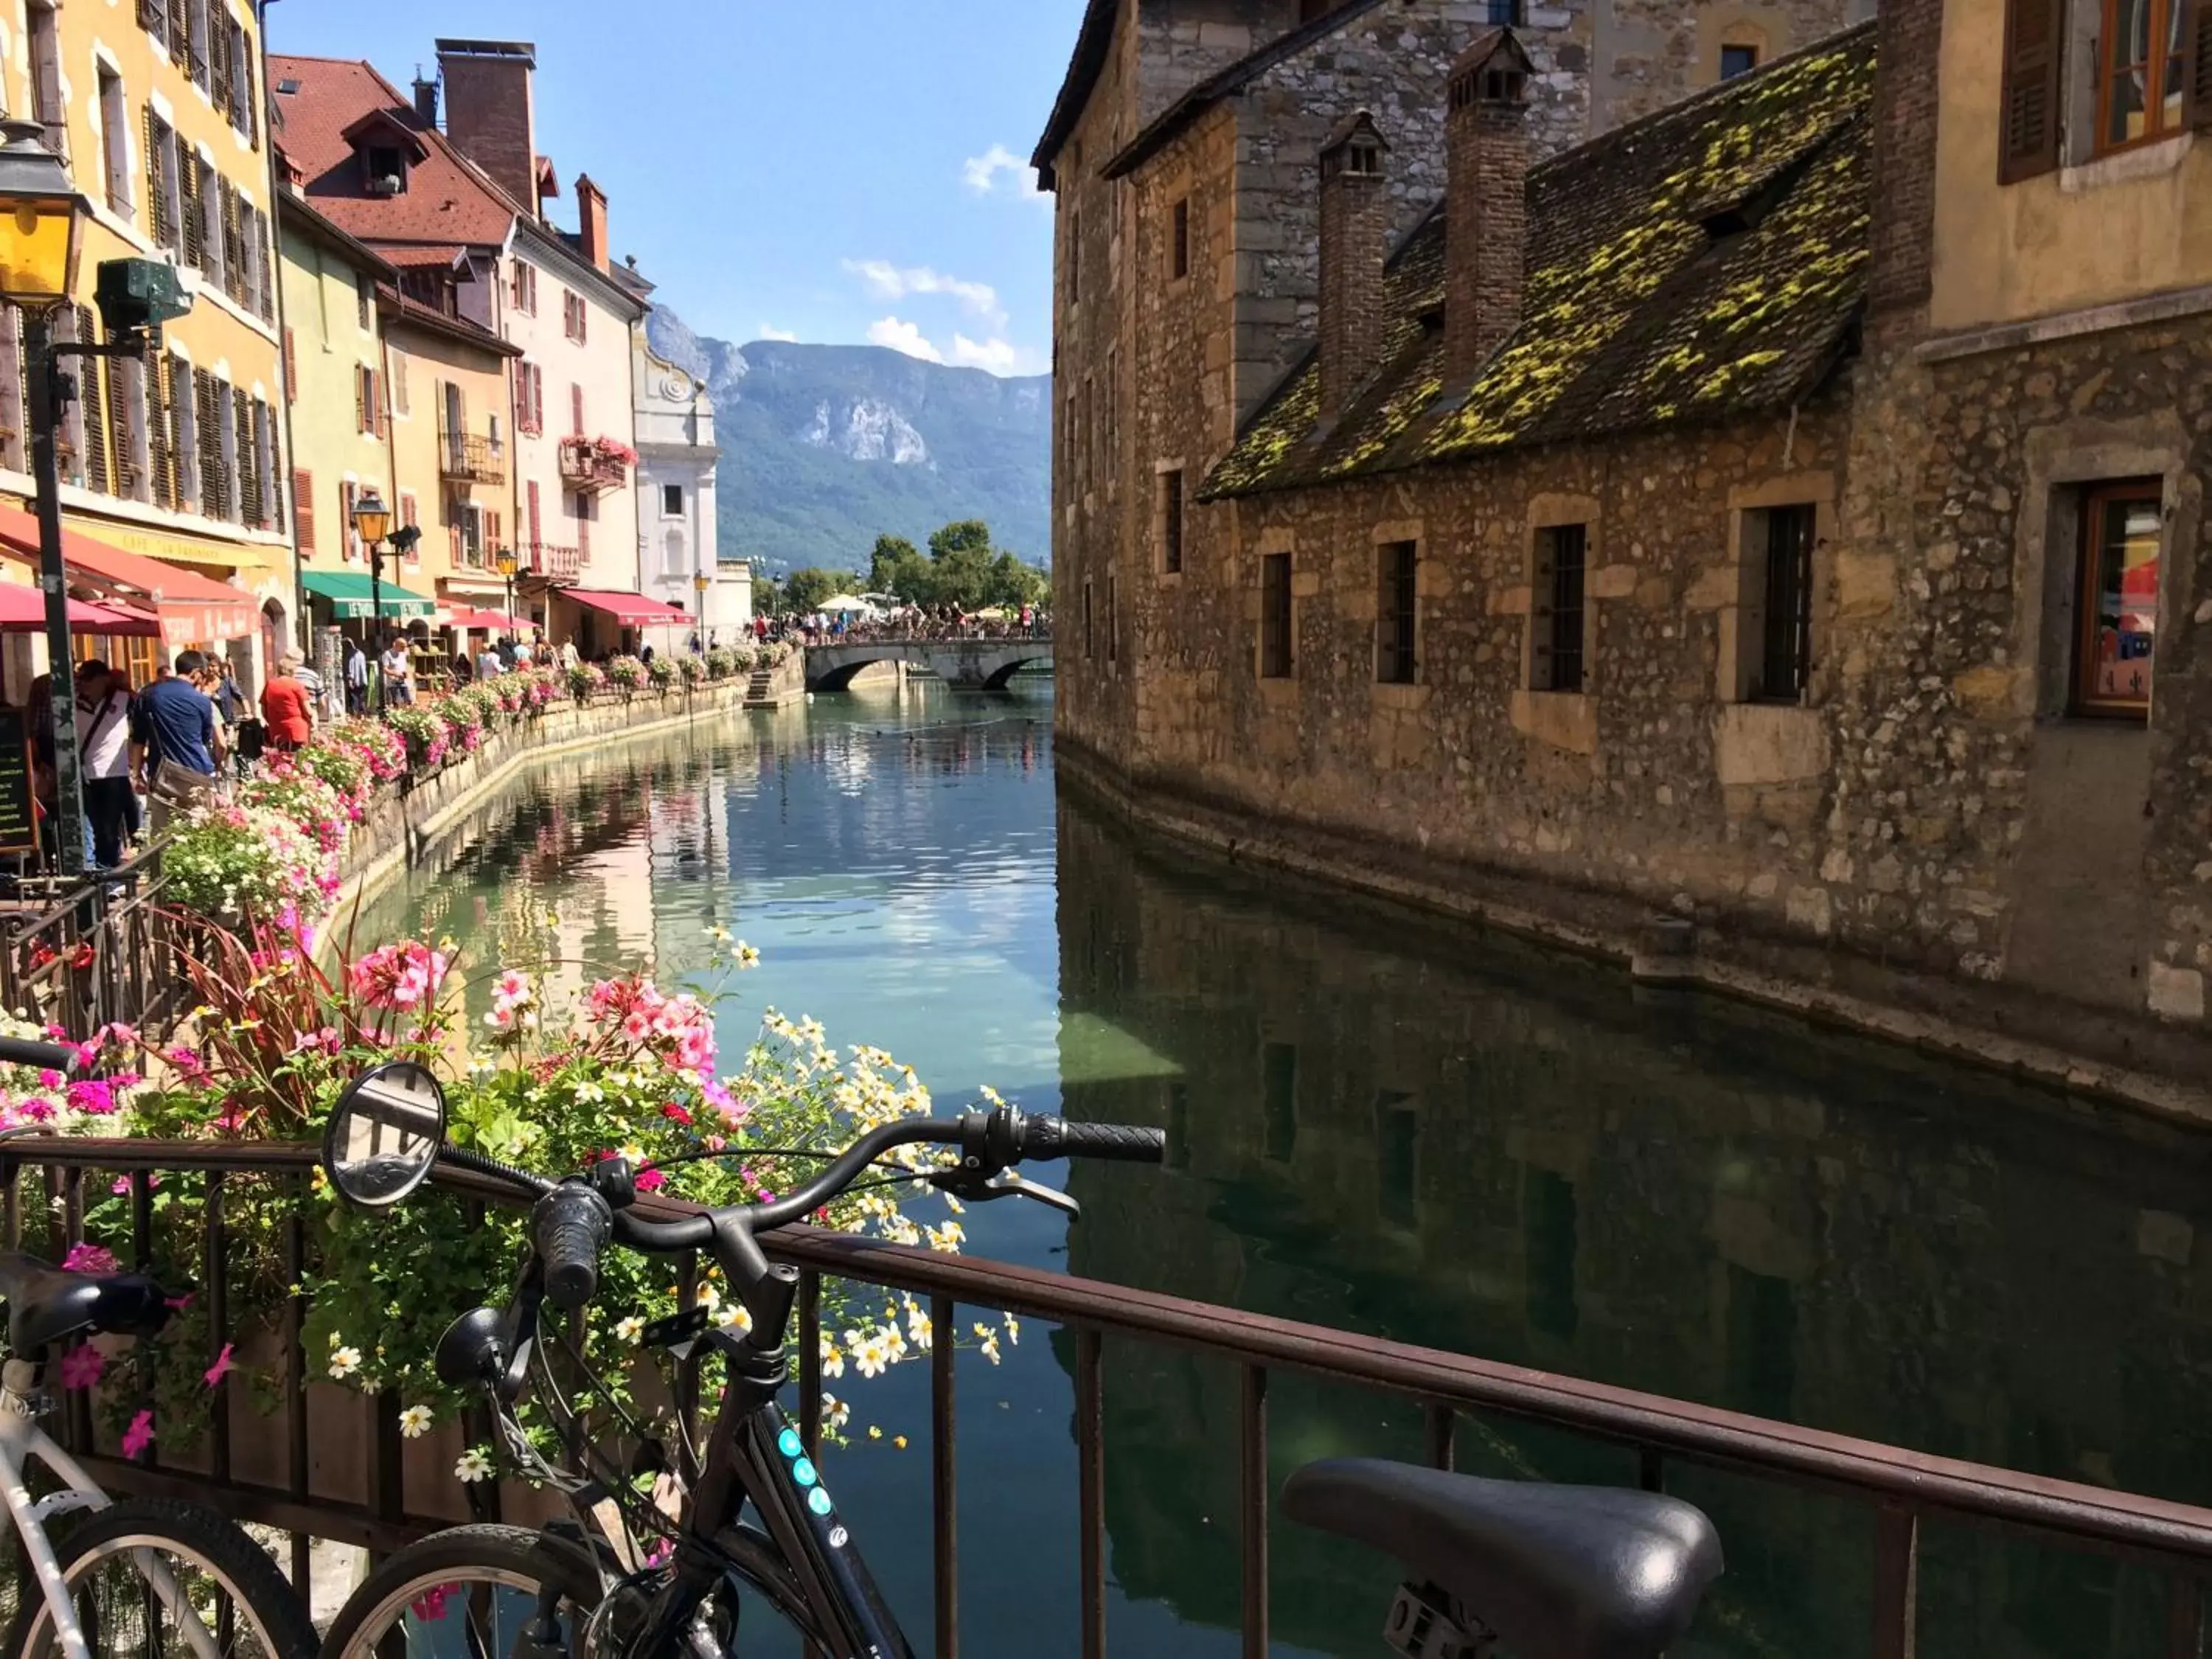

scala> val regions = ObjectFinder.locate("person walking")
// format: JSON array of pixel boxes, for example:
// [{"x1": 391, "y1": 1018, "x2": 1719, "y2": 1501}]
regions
[
  {"x1": 131, "y1": 648, "x2": 220, "y2": 787},
  {"x1": 558, "y1": 636, "x2": 579, "y2": 672},
  {"x1": 260, "y1": 655, "x2": 316, "y2": 754},
  {"x1": 476, "y1": 639, "x2": 503, "y2": 682},
  {"x1": 73, "y1": 660, "x2": 135, "y2": 869},
  {"x1": 379, "y1": 636, "x2": 414, "y2": 706},
  {"x1": 344, "y1": 639, "x2": 369, "y2": 715}
]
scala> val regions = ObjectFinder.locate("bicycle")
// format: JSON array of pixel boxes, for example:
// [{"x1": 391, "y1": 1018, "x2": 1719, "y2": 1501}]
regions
[
  {"x1": 0, "y1": 1035, "x2": 319, "y2": 1659},
  {"x1": 313, "y1": 1060, "x2": 1723, "y2": 1659}
]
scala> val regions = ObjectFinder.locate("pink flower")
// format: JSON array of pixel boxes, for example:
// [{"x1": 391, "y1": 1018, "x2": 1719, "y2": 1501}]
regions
[
  {"x1": 204, "y1": 1343, "x2": 235, "y2": 1388},
  {"x1": 411, "y1": 1585, "x2": 456, "y2": 1622},
  {"x1": 661, "y1": 1102, "x2": 693, "y2": 1127},
  {"x1": 59, "y1": 1344, "x2": 104, "y2": 1391},
  {"x1": 121, "y1": 1409, "x2": 154, "y2": 1459},
  {"x1": 636, "y1": 1168, "x2": 667, "y2": 1193},
  {"x1": 60, "y1": 1242, "x2": 117, "y2": 1275},
  {"x1": 622, "y1": 1011, "x2": 653, "y2": 1043}
]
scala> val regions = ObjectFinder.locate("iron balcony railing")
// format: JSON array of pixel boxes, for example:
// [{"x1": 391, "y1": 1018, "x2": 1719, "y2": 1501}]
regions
[
  {"x1": 439, "y1": 431, "x2": 507, "y2": 487},
  {"x1": 0, "y1": 841, "x2": 187, "y2": 1044},
  {"x1": 558, "y1": 437, "x2": 628, "y2": 495},
  {"x1": 0, "y1": 1135, "x2": 2208, "y2": 1658}
]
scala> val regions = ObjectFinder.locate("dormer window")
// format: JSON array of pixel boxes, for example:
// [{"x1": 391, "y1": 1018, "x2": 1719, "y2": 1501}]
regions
[
  {"x1": 341, "y1": 109, "x2": 430, "y2": 200},
  {"x1": 1345, "y1": 141, "x2": 1382, "y2": 176},
  {"x1": 365, "y1": 145, "x2": 407, "y2": 195}
]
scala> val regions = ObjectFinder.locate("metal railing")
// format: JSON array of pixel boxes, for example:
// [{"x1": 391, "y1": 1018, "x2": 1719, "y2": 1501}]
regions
[
  {"x1": 0, "y1": 842, "x2": 191, "y2": 1043},
  {"x1": 0, "y1": 1135, "x2": 2207, "y2": 1656},
  {"x1": 525, "y1": 540, "x2": 581, "y2": 582},
  {"x1": 439, "y1": 431, "x2": 507, "y2": 487},
  {"x1": 557, "y1": 437, "x2": 628, "y2": 495}
]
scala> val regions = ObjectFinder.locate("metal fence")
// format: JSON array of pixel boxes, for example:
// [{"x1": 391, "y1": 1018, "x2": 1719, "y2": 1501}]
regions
[
  {"x1": 0, "y1": 841, "x2": 192, "y2": 1043},
  {"x1": 3, "y1": 1134, "x2": 2210, "y2": 1658}
]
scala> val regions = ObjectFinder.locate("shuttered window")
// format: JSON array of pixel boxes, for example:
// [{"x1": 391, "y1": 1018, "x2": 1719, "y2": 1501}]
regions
[
  {"x1": 55, "y1": 309, "x2": 86, "y2": 487},
  {"x1": 1259, "y1": 554, "x2": 1293, "y2": 678},
  {"x1": 179, "y1": 150, "x2": 204, "y2": 267},
  {"x1": 198, "y1": 372, "x2": 229, "y2": 520},
  {"x1": 283, "y1": 328, "x2": 296, "y2": 404},
  {"x1": 294, "y1": 470, "x2": 314, "y2": 551},
  {"x1": 172, "y1": 358, "x2": 196, "y2": 510},
  {"x1": 147, "y1": 355, "x2": 173, "y2": 509},
  {"x1": 28, "y1": 4, "x2": 66, "y2": 158},
  {"x1": 0, "y1": 307, "x2": 27, "y2": 475},
  {"x1": 233, "y1": 386, "x2": 258, "y2": 526},
  {"x1": 526, "y1": 479, "x2": 542, "y2": 550},
  {"x1": 1998, "y1": 0, "x2": 2067, "y2": 180},
  {"x1": 75, "y1": 308, "x2": 113, "y2": 497},
  {"x1": 1531, "y1": 524, "x2": 1588, "y2": 692},
  {"x1": 108, "y1": 352, "x2": 140, "y2": 501},
  {"x1": 571, "y1": 382, "x2": 585, "y2": 436},
  {"x1": 1375, "y1": 541, "x2": 1418, "y2": 685}
]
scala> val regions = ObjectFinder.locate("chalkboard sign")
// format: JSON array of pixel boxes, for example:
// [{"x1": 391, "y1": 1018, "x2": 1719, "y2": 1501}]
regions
[{"x1": 0, "y1": 709, "x2": 35, "y2": 855}]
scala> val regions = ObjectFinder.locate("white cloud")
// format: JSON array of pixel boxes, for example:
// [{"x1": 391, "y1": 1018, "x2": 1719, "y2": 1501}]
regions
[
  {"x1": 757, "y1": 323, "x2": 799, "y2": 342},
  {"x1": 949, "y1": 334, "x2": 1021, "y2": 374},
  {"x1": 866, "y1": 316, "x2": 945, "y2": 364},
  {"x1": 961, "y1": 143, "x2": 1045, "y2": 201},
  {"x1": 841, "y1": 259, "x2": 1005, "y2": 326}
]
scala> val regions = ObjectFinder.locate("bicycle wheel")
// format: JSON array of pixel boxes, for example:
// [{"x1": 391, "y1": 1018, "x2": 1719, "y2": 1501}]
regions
[
  {"x1": 4, "y1": 1497, "x2": 316, "y2": 1659},
  {"x1": 317, "y1": 1526, "x2": 605, "y2": 1659}
]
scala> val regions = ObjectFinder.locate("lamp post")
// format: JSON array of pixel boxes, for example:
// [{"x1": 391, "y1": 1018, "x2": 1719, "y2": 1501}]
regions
[
  {"x1": 352, "y1": 490, "x2": 392, "y2": 710},
  {"x1": 0, "y1": 122, "x2": 91, "y2": 875},
  {"x1": 494, "y1": 546, "x2": 519, "y2": 644}
]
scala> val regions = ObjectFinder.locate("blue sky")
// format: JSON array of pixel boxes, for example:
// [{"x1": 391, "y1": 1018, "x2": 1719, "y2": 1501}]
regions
[{"x1": 269, "y1": 0, "x2": 1084, "y2": 375}]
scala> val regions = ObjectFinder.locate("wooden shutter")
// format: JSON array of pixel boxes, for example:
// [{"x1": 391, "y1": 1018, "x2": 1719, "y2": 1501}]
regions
[
  {"x1": 294, "y1": 470, "x2": 314, "y2": 550},
  {"x1": 146, "y1": 355, "x2": 172, "y2": 508},
  {"x1": 354, "y1": 364, "x2": 366, "y2": 433},
  {"x1": 571, "y1": 383, "x2": 585, "y2": 436},
  {"x1": 221, "y1": 181, "x2": 245, "y2": 302},
  {"x1": 76, "y1": 308, "x2": 111, "y2": 496},
  {"x1": 167, "y1": 0, "x2": 188, "y2": 57},
  {"x1": 232, "y1": 386, "x2": 255, "y2": 524},
  {"x1": 195, "y1": 370, "x2": 223, "y2": 516},
  {"x1": 106, "y1": 355, "x2": 135, "y2": 498},
  {"x1": 208, "y1": 15, "x2": 232, "y2": 121},
  {"x1": 0, "y1": 309, "x2": 24, "y2": 475},
  {"x1": 373, "y1": 369, "x2": 389, "y2": 440},
  {"x1": 527, "y1": 479, "x2": 542, "y2": 548},
  {"x1": 179, "y1": 151, "x2": 203, "y2": 266},
  {"x1": 2187, "y1": 0, "x2": 2212, "y2": 129},
  {"x1": 143, "y1": 108, "x2": 168, "y2": 248},
  {"x1": 170, "y1": 359, "x2": 193, "y2": 507},
  {"x1": 577, "y1": 497, "x2": 591, "y2": 560},
  {"x1": 1997, "y1": 0, "x2": 2066, "y2": 183},
  {"x1": 283, "y1": 328, "x2": 296, "y2": 403}
]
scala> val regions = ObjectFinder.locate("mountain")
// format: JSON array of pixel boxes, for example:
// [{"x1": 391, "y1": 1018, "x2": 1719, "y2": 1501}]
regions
[{"x1": 646, "y1": 307, "x2": 1051, "y2": 574}]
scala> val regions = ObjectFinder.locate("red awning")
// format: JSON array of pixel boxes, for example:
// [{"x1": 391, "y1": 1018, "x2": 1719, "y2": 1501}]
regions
[
  {"x1": 0, "y1": 507, "x2": 259, "y2": 647},
  {"x1": 0, "y1": 582, "x2": 159, "y2": 636},
  {"x1": 565, "y1": 589, "x2": 689, "y2": 625},
  {"x1": 443, "y1": 608, "x2": 526, "y2": 632}
]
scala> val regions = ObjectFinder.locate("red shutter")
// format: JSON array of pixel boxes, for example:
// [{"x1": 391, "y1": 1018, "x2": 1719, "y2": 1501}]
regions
[
  {"x1": 354, "y1": 366, "x2": 366, "y2": 432},
  {"x1": 527, "y1": 479, "x2": 541, "y2": 546},
  {"x1": 577, "y1": 497, "x2": 591, "y2": 558},
  {"x1": 1997, "y1": 0, "x2": 2067, "y2": 182},
  {"x1": 571, "y1": 383, "x2": 584, "y2": 436},
  {"x1": 282, "y1": 327, "x2": 296, "y2": 404},
  {"x1": 294, "y1": 468, "x2": 313, "y2": 550},
  {"x1": 374, "y1": 370, "x2": 388, "y2": 439},
  {"x1": 577, "y1": 302, "x2": 587, "y2": 344},
  {"x1": 2188, "y1": 0, "x2": 2212, "y2": 129}
]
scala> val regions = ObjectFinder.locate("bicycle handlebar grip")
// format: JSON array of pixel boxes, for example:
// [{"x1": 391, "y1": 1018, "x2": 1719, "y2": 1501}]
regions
[
  {"x1": 0, "y1": 1037, "x2": 80, "y2": 1074},
  {"x1": 1028, "y1": 1117, "x2": 1168, "y2": 1164},
  {"x1": 532, "y1": 1183, "x2": 613, "y2": 1311}
]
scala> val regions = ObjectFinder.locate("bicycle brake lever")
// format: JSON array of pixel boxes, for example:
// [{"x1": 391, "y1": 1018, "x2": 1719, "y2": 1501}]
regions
[{"x1": 928, "y1": 1168, "x2": 1080, "y2": 1218}]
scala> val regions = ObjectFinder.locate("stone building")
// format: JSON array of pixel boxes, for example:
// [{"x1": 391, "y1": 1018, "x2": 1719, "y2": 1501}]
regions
[
  {"x1": 1038, "y1": 0, "x2": 2212, "y2": 1106},
  {"x1": 631, "y1": 327, "x2": 748, "y2": 654}
]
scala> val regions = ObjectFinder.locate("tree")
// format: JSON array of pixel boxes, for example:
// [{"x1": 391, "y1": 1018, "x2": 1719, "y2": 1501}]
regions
[
  {"x1": 869, "y1": 535, "x2": 931, "y2": 602},
  {"x1": 982, "y1": 552, "x2": 1049, "y2": 610},
  {"x1": 780, "y1": 567, "x2": 860, "y2": 616}
]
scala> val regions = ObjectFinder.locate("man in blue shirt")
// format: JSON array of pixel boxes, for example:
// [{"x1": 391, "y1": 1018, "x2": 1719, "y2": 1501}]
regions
[{"x1": 131, "y1": 650, "x2": 218, "y2": 785}]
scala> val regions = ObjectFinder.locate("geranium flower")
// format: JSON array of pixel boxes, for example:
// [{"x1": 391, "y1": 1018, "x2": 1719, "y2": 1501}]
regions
[
  {"x1": 60, "y1": 1242, "x2": 117, "y2": 1275},
  {"x1": 204, "y1": 1343, "x2": 235, "y2": 1388},
  {"x1": 121, "y1": 1410, "x2": 154, "y2": 1460},
  {"x1": 59, "y1": 1344, "x2": 104, "y2": 1390}
]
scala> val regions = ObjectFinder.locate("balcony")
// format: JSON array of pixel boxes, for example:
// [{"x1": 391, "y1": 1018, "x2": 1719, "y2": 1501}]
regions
[
  {"x1": 559, "y1": 436, "x2": 631, "y2": 495},
  {"x1": 525, "y1": 541, "x2": 580, "y2": 583},
  {"x1": 439, "y1": 431, "x2": 507, "y2": 487}
]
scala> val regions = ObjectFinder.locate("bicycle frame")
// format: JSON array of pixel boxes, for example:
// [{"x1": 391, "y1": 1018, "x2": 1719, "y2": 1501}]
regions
[{"x1": 0, "y1": 1385, "x2": 223, "y2": 1659}]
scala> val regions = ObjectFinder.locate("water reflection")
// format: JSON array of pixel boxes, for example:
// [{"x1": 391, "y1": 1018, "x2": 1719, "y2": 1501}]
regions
[
  {"x1": 361, "y1": 692, "x2": 2212, "y2": 1659},
  {"x1": 1053, "y1": 804, "x2": 2212, "y2": 1658}
]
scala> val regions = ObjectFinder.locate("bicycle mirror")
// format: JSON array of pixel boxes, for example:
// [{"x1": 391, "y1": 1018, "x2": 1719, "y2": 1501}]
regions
[{"x1": 324, "y1": 1061, "x2": 448, "y2": 1211}]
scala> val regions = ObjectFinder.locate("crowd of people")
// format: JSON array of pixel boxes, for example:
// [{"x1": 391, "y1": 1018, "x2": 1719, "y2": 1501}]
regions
[{"x1": 755, "y1": 603, "x2": 1051, "y2": 648}]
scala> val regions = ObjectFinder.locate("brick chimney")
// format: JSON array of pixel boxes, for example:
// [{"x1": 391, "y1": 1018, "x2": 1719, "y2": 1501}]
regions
[
  {"x1": 411, "y1": 68, "x2": 439, "y2": 130},
  {"x1": 1318, "y1": 111, "x2": 1391, "y2": 424},
  {"x1": 575, "y1": 175, "x2": 609, "y2": 273},
  {"x1": 1444, "y1": 29, "x2": 1534, "y2": 387},
  {"x1": 434, "y1": 39, "x2": 536, "y2": 212}
]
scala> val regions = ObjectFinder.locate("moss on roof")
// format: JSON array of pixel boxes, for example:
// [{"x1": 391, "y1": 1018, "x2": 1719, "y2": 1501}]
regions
[{"x1": 1201, "y1": 24, "x2": 1876, "y2": 501}]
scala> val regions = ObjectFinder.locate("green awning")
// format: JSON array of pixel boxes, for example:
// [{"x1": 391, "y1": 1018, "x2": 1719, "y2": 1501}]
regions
[{"x1": 299, "y1": 570, "x2": 438, "y2": 621}]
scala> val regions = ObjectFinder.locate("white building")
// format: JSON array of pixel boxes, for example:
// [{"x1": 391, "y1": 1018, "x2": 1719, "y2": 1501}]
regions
[{"x1": 631, "y1": 327, "x2": 743, "y2": 653}]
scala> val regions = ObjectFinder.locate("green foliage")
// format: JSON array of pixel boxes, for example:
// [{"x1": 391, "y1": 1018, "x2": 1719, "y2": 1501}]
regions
[
  {"x1": 863, "y1": 522, "x2": 1049, "y2": 611},
  {"x1": 779, "y1": 567, "x2": 863, "y2": 616}
]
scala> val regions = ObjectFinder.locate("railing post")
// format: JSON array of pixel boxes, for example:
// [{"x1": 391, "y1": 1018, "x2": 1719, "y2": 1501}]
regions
[
  {"x1": 1873, "y1": 1503, "x2": 1919, "y2": 1659},
  {"x1": 798, "y1": 1269, "x2": 822, "y2": 1462},
  {"x1": 1425, "y1": 1401, "x2": 1455, "y2": 1472},
  {"x1": 205, "y1": 1169, "x2": 231, "y2": 1482},
  {"x1": 2168, "y1": 1574, "x2": 2202, "y2": 1659},
  {"x1": 1241, "y1": 1363, "x2": 1269, "y2": 1659},
  {"x1": 1076, "y1": 1327, "x2": 1105, "y2": 1659},
  {"x1": 931, "y1": 1292, "x2": 958, "y2": 1659},
  {"x1": 283, "y1": 1190, "x2": 311, "y2": 1599}
]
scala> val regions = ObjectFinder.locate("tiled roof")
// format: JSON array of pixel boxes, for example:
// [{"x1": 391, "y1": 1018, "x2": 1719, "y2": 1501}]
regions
[
  {"x1": 381, "y1": 243, "x2": 473, "y2": 269},
  {"x1": 374, "y1": 287, "x2": 524, "y2": 359},
  {"x1": 269, "y1": 54, "x2": 518, "y2": 251},
  {"x1": 1103, "y1": 0, "x2": 1391, "y2": 181},
  {"x1": 1201, "y1": 24, "x2": 1877, "y2": 501}
]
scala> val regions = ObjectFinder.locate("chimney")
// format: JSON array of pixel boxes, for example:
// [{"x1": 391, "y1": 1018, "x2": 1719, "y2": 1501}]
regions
[
  {"x1": 1318, "y1": 111, "x2": 1391, "y2": 424},
  {"x1": 434, "y1": 39, "x2": 537, "y2": 211},
  {"x1": 411, "y1": 68, "x2": 439, "y2": 130},
  {"x1": 575, "y1": 175, "x2": 609, "y2": 274},
  {"x1": 1444, "y1": 29, "x2": 1534, "y2": 387}
]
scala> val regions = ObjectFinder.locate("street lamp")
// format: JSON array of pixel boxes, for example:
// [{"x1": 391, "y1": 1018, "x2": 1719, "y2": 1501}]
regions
[
  {"x1": 352, "y1": 490, "x2": 392, "y2": 709},
  {"x1": 494, "y1": 546, "x2": 519, "y2": 644},
  {"x1": 0, "y1": 121, "x2": 90, "y2": 875}
]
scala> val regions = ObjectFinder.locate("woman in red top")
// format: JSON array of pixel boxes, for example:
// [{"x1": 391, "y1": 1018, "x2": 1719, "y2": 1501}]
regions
[{"x1": 260, "y1": 655, "x2": 316, "y2": 751}]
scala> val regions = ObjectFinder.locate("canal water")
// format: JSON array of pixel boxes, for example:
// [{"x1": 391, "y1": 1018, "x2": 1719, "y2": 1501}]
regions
[{"x1": 358, "y1": 686, "x2": 2212, "y2": 1659}]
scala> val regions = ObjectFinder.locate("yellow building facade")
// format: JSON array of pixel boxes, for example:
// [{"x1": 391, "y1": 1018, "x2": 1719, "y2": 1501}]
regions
[{"x1": 0, "y1": 0, "x2": 291, "y2": 692}]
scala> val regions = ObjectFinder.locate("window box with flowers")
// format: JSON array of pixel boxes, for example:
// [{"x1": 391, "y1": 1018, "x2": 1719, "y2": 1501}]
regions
[{"x1": 560, "y1": 436, "x2": 635, "y2": 495}]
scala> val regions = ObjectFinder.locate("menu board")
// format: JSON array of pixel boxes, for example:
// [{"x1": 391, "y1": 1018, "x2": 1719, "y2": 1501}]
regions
[{"x1": 0, "y1": 708, "x2": 35, "y2": 855}]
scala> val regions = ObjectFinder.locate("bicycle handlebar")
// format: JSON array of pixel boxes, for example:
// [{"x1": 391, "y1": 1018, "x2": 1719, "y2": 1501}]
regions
[
  {"x1": 0, "y1": 1037, "x2": 80, "y2": 1074},
  {"x1": 533, "y1": 1183, "x2": 613, "y2": 1311}
]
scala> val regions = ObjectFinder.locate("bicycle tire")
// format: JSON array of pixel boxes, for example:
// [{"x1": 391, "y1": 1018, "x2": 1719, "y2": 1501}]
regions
[
  {"x1": 4, "y1": 1496, "x2": 317, "y2": 1659},
  {"x1": 321, "y1": 1522, "x2": 831, "y2": 1659}
]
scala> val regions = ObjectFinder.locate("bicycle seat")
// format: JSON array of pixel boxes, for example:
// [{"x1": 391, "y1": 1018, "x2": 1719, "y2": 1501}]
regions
[
  {"x1": 1282, "y1": 1458, "x2": 1721, "y2": 1659},
  {"x1": 0, "y1": 1252, "x2": 170, "y2": 1354}
]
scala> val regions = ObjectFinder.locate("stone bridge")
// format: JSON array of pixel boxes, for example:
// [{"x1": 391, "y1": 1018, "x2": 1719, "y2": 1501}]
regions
[{"x1": 804, "y1": 636, "x2": 1054, "y2": 692}]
